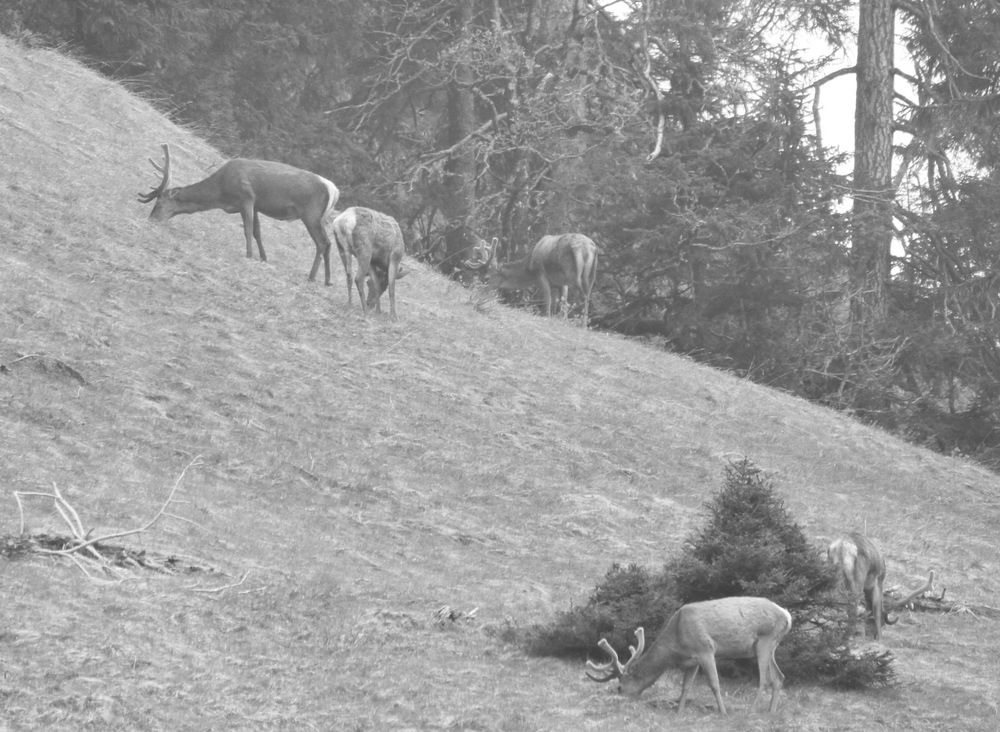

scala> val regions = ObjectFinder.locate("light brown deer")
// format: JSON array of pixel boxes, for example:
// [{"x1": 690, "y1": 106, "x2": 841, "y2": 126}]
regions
[
  {"x1": 827, "y1": 532, "x2": 892, "y2": 640},
  {"x1": 137, "y1": 144, "x2": 340, "y2": 284},
  {"x1": 487, "y1": 233, "x2": 598, "y2": 325},
  {"x1": 329, "y1": 207, "x2": 405, "y2": 320},
  {"x1": 828, "y1": 533, "x2": 936, "y2": 640},
  {"x1": 587, "y1": 596, "x2": 792, "y2": 714}
]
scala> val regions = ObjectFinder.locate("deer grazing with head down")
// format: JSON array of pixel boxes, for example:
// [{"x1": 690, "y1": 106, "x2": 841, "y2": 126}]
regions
[
  {"x1": 329, "y1": 206, "x2": 405, "y2": 320},
  {"x1": 486, "y1": 233, "x2": 598, "y2": 325},
  {"x1": 828, "y1": 532, "x2": 936, "y2": 641},
  {"x1": 587, "y1": 596, "x2": 792, "y2": 714},
  {"x1": 137, "y1": 144, "x2": 340, "y2": 284},
  {"x1": 827, "y1": 532, "x2": 893, "y2": 640}
]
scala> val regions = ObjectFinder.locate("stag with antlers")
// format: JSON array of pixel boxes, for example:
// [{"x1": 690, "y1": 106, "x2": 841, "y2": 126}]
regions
[
  {"x1": 138, "y1": 144, "x2": 340, "y2": 284},
  {"x1": 587, "y1": 596, "x2": 792, "y2": 714},
  {"x1": 828, "y1": 532, "x2": 937, "y2": 640}
]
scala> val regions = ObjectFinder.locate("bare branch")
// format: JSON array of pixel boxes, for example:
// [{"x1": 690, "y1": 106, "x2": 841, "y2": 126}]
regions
[
  {"x1": 11, "y1": 457, "x2": 202, "y2": 578},
  {"x1": 188, "y1": 571, "x2": 250, "y2": 594},
  {"x1": 58, "y1": 456, "x2": 201, "y2": 556},
  {"x1": 893, "y1": 0, "x2": 927, "y2": 19},
  {"x1": 638, "y1": 1, "x2": 665, "y2": 162},
  {"x1": 415, "y1": 113, "x2": 509, "y2": 167},
  {"x1": 51, "y1": 483, "x2": 86, "y2": 539}
]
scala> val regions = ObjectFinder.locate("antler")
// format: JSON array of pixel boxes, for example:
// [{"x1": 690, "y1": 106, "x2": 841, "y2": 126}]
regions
[
  {"x1": 884, "y1": 570, "x2": 936, "y2": 625},
  {"x1": 462, "y1": 236, "x2": 499, "y2": 270},
  {"x1": 137, "y1": 143, "x2": 172, "y2": 203},
  {"x1": 585, "y1": 627, "x2": 645, "y2": 682}
]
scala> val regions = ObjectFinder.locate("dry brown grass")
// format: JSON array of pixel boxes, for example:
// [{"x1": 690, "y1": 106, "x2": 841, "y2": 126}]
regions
[{"x1": 1, "y1": 36, "x2": 999, "y2": 731}]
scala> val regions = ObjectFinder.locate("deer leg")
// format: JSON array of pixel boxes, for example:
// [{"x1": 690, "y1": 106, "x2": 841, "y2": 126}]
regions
[
  {"x1": 538, "y1": 277, "x2": 553, "y2": 317},
  {"x1": 239, "y1": 204, "x2": 257, "y2": 260},
  {"x1": 699, "y1": 656, "x2": 727, "y2": 714},
  {"x1": 354, "y1": 253, "x2": 372, "y2": 317},
  {"x1": 677, "y1": 665, "x2": 699, "y2": 713},
  {"x1": 386, "y1": 254, "x2": 400, "y2": 321},
  {"x1": 866, "y1": 583, "x2": 884, "y2": 640},
  {"x1": 333, "y1": 241, "x2": 353, "y2": 303},
  {"x1": 751, "y1": 649, "x2": 767, "y2": 711},
  {"x1": 753, "y1": 642, "x2": 784, "y2": 712},
  {"x1": 768, "y1": 653, "x2": 785, "y2": 712},
  {"x1": 251, "y1": 210, "x2": 266, "y2": 261},
  {"x1": 304, "y1": 218, "x2": 333, "y2": 284},
  {"x1": 364, "y1": 267, "x2": 382, "y2": 313},
  {"x1": 582, "y1": 258, "x2": 595, "y2": 328}
]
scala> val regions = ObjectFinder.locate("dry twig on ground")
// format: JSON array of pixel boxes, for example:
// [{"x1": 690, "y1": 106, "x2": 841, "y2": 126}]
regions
[{"x1": 10, "y1": 456, "x2": 201, "y2": 581}]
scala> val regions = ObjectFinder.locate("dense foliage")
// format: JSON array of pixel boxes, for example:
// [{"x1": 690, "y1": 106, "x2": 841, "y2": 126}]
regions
[
  {"x1": 5, "y1": 0, "x2": 1000, "y2": 468},
  {"x1": 668, "y1": 459, "x2": 832, "y2": 608}
]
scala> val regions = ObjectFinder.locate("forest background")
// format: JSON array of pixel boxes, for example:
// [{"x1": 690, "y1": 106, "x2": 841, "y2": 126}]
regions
[{"x1": 4, "y1": 0, "x2": 1000, "y2": 469}]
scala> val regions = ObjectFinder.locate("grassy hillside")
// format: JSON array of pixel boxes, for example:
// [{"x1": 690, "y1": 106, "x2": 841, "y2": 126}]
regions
[{"x1": 1, "y1": 36, "x2": 999, "y2": 731}]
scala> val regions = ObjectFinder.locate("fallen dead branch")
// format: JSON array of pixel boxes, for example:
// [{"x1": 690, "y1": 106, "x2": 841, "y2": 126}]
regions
[
  {"x1": 9, "y1": 456, "x2": 202, "y2": 581},
  {"x1": 2, "y1": 532, "x2": 214, "y2": 575},
  {"x1": 881, "y1": 572, "x2": 1000, "y2": 619},
  {"x1": 947, "y1": 603, "x2": 1000, "y2": 619},
  {"x1": 187, "y1": 570, "x2": 250, "y2": 594}
]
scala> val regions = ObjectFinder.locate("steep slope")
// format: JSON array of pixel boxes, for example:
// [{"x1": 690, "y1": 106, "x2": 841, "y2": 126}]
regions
[{"x1": 1, "y1": 36, "x2": 998, "y2": 730}]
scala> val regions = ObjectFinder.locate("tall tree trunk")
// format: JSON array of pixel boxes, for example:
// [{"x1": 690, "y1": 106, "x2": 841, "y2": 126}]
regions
[
  {"x1": 443, "y1": 3, "x2": 477, "y2": 271},
  {"x1": 852, "y1": 0, "x2": 895, "y2": 322}
]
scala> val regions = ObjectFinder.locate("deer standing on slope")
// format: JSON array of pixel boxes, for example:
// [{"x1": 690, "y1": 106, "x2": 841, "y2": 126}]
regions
[
  {"x1": 828, "y1": 532, "x2": 936, "y2": 641},
  {"x1": 587, "y1": 596, "x2": 792, "y2": 714},
  {"x1": 329, "y1": 207, "x2": 405, "y2": 320},
  {"x1": 486, "y1": 233, "x2": 598, "y2": 326},
  {"x1": 137, "y1": 144, "x2": 340, "y2": 284},
  {"x1": 827, "y1": 532, "x2": 893, "y2": 640}
]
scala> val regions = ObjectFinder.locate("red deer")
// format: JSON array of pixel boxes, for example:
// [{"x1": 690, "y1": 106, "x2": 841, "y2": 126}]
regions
[
  {"x1": 137, "y1": 144, "x2": 339, "y2": 284},
  {"x1": 827, "y1": 532, "x2": 892, "y2": 640},
  {"x1": 828, "y1": 533, "x2": 936, "y2": 640},
  {"x1": 488, "y1": 234, "x2": 598, "y2": 325},
  {"x1": 587, "y1": 597, "x2": 792, "y2": 714},
  {"x1": 329, "y1": 207, "x2": 405, "y2": 320}
]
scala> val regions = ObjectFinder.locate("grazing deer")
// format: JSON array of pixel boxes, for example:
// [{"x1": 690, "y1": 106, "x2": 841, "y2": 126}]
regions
[
  {"x1": 587, "y1": 596, "x2": 792, "y2": 714},
  {"x1": 827, "y1": 533, "x2": 936, "y2": 640},
  {"x1": 329, "y1": 207, "x2": 405, "y2": 320},
  {"x1": 487, "y1": 234, "x2": 598, "y2": 325},
  {"x1": 137, "y1": 144, "x2": 340, "y2": 284},
  {"x1": 827, "y1": 532, "x2": 893, "y2": 640}
]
